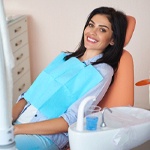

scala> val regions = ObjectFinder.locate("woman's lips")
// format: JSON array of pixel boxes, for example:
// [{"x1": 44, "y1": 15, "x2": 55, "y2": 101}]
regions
[{"x1": 87, "y1": 37, "x2": 98, "y2": 43}]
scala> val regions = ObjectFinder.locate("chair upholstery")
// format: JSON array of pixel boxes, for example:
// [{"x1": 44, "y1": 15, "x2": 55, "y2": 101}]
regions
[{"x1": 98, "y1": 15, "x2": 136, "y2": 108}]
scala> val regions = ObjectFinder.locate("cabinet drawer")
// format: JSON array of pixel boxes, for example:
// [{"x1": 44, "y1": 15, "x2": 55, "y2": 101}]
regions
[
  {"x1": 13, "y1": 58, "x2": 30, "y2": 82},
  {"x1": 13, "y1": 44, "x2": 29, "y2": 66},
  {"x1": 11, "y1": 32, "x2": 28, "y2": 52},
  {"x1": 13, "y1": 72, "x2": 31, "y2": 104},
  {"x1": 8, "y1": 17, "x2": 27, "y2": 40}
]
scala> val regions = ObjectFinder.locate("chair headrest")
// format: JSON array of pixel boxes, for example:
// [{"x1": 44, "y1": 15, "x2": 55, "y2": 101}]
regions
[{"x1": 124, "y1": 15, "x2": 136, "y2": 47}]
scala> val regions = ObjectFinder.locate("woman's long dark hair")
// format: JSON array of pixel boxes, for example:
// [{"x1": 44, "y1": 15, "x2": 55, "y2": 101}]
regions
[{"x1": 64, "y1": 7, "x2": 127, "y2": 72}]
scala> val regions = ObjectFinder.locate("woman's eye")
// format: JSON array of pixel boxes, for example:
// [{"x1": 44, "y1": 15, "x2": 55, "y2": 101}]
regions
[
  {"x1": 88, "y1": 23, "x2": 94, "y2": 27},
  {"x1": 100, "y1": 28, "x2": 106, "y2": 32}
]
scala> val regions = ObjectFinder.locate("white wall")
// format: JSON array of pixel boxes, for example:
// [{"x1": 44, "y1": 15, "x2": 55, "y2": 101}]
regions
[{"x1": 4, "y1": 0, "x2": 150, "y2": 109}]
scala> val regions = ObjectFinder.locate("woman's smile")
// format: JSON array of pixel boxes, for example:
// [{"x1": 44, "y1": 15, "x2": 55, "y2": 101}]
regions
[{"x1": 87, "y1": 36, "x2": 98, "y2": 43}]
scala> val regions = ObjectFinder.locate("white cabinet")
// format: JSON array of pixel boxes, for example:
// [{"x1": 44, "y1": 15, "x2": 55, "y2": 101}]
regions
[{"x1": 8, "y1": 15, "x2": 31, "y2": 104}]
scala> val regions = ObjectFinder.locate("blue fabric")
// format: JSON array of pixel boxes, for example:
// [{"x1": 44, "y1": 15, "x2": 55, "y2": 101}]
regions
[
  {"x1": 24, "y1": 52, "x2": 103, "y2": 119},
  {"x1": 15, "y1": 134, "x2": 59, "y2": 150}
]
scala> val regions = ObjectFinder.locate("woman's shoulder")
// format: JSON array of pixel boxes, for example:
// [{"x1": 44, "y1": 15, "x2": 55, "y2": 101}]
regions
[{"x1": 94, "y1": 63, "x2": 114, "y2": 77}]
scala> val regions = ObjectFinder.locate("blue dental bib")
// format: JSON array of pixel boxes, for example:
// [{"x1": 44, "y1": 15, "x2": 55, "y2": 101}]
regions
[{"x1": 24, "y1": 52, "x2": 103, "y2": 119}]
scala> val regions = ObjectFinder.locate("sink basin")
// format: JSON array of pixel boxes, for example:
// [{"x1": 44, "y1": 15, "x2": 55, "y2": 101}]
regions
[{"x1": 68, "y1": 106, "x2": 150, "y2": 150}]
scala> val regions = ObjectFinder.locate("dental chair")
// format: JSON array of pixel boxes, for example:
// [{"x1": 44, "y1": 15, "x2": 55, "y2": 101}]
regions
[{"x1": 98, "y1": 15, "x2": 136, "y2": 108}]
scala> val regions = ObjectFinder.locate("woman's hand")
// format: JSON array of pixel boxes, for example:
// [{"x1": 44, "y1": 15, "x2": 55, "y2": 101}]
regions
[{"x1": 12, "y1": 98, "x2": 27, "y2": 122}]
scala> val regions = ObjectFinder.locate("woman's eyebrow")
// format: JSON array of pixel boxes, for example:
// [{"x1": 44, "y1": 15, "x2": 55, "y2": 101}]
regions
[{"x1": 90, "y1": 19, "x2": 109, "y2": 29}]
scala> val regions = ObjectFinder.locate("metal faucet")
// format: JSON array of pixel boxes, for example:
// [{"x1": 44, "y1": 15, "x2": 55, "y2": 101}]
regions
[{"x1": 100, "y1": 107, "x2": 112, "y2": 128}]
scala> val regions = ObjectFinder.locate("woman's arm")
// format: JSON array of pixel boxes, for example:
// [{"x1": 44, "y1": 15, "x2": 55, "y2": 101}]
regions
[
  {"x1": 13, "y1": 66, "x2": 112, "y2": 136},
  {"x1": 13, "y1": 63, "x2": 113, "y2": 136},
  {"x1": 14, "y1": 117, "x2": 68, "y2": 135},
  {"x1": 12, "y1": 98, "x2": 27, "y2": 122}
]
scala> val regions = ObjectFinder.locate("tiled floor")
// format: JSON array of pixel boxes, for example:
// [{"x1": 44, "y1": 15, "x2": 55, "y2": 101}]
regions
[{"x1": 132, "y1": 140, "x2": 150, "y2": 150}]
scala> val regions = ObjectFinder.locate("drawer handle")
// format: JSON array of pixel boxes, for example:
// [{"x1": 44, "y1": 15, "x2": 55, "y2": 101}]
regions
[
  {"x1": 15, "y1": 40, "x2": 22, "y2": 47},
  {"x1": 17, "y1": 67, "x2": 24, "y2": 75},
  {"x1": 18, "y1": 83, "x2": 25, "y2": 92},
  {"x1": 16, "y1": 53, "x2": 23, "y2": 60},
  {"x1": 14, "y1": 26, "x2": 22, "y2": 33}
]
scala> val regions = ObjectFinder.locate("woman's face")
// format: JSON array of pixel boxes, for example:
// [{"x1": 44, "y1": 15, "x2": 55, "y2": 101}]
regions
[{"x1": 84, "y1": 14, "x2": 114, "y2": 53}]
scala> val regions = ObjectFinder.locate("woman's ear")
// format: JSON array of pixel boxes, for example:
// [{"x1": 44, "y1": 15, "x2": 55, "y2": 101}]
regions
[{"x1": 110, "y1": 39, "x2": 114, "y2": 46}]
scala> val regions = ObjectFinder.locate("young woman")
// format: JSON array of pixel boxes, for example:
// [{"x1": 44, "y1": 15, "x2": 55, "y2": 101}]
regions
[{"x1": 12, "y1": 6, "x2": 127, "y2": 150}]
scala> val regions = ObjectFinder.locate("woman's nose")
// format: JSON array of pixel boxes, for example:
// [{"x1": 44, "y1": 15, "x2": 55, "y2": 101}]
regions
[{"x1": 90, "y1": 28, "x2": 98, "y2": 35}]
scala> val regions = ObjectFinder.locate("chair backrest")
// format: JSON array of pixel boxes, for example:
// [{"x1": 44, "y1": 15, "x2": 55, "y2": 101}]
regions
[{"x1": 98, "y1": 15, "x2": 136, "y2": 108}]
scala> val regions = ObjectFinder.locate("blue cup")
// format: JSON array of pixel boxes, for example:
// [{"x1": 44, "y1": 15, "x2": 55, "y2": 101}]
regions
[{"x1": 86, "y1": 116, "x2": 98, "y2": 131}]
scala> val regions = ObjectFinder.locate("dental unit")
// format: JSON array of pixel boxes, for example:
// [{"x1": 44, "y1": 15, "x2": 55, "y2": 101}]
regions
[{"x1": 68, "y1": 96, "x2": 150, "y2": 150}]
